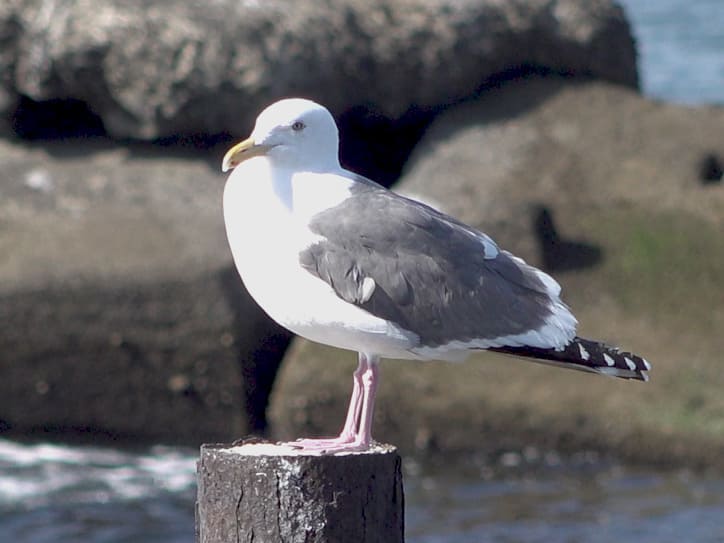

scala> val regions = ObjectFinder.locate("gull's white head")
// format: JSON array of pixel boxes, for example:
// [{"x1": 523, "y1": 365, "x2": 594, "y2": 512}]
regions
[{"x1": 222, "y1": 98, "x2": 340, "y2": 172}]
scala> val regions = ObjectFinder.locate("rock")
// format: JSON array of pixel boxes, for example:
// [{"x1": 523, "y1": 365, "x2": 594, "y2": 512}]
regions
[
  {"x1": 0, "y1": 137, "x2": 291, "y2": 443},
  {"x1": 0, "y1": 3, "x2": 668, "y2": 451},
  {"x1": 1, "y1": 0, "x2": 636, "y2": 140},
  {"x1": 268, "y1": 80, "x2": 724, "y2": 467},
  {"x1": 397, "y1": 77, "x2": 724, "y2": 264},
  {"x1": 0, "y1": 1, "x2": 20, "y2": 114}
]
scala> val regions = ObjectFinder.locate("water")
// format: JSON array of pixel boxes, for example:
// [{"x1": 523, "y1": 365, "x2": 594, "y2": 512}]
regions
[
  {"x1": 2, "y1": 439, "x2": 724, "y2": 543},
  {"x1": 405, "y1": 454, "x2": 724, "y2": 543},
  {"x1": 0, "y1": 440, "x2": 196, "y2": 543},
  {"x1": 617, "y1": 0, "x2": 724, "y2": 105}
]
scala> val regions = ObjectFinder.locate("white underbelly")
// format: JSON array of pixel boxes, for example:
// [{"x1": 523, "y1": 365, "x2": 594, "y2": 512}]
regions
[{"x1": 233, "y1": 236, "x2": 417, "y2": 356}]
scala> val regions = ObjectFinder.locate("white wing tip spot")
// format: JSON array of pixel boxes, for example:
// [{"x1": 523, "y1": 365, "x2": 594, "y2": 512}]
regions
[
  {"x1": 624, "y1": 357, "x2": 637, "y2": 371},
  {"x1": 577, "y1": 342, "x2": 590, "y2": 361},
  {"x1": 360, "y1": 277, "x2": 376, "y2": 303},
  {"x1": 642, "y1": 358, "x2": 652, "y2": 371},
  {"x1": 603, "y1": 353, "x2": 615, "y2": 367}
]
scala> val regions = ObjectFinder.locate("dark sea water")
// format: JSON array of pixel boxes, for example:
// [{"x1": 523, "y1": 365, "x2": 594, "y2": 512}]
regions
[
  {"x1": 3, "y1": 440, "x2": 724, "y2": 543},
  {"x1": 405, "y1": 453, "x2": 724, "y2": 543},
  {"x1": 4, "y1": 2, "x2": 724, "y2": 542}
]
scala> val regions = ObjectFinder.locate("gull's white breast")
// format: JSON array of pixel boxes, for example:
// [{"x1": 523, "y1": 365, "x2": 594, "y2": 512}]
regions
[{"x1": 222, "y1": 158, "x2": 418, "y2": 357}]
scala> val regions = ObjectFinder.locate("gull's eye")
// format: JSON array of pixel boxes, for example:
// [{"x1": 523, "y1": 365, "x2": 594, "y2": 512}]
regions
[{"x1": 291, "y1": 121, "x2": 305, "y2": 131}]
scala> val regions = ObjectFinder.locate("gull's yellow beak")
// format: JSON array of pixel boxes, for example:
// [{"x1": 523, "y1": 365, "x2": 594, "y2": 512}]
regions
[{"x1": 221, "y1": 137, "x2": 270, "y2": 172}]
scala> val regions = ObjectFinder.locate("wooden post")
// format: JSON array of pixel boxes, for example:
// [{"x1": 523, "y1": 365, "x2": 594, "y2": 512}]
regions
[{"x1": 196, "y1": 441, "x2": 404, "y2": 543}]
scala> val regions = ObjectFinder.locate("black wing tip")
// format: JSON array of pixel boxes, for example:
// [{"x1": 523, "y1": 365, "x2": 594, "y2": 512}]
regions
[
  {"x1": 489, "y1": 336, "x2": 652, "y2": 382},
  {"x1": 571, "y1": 337, "x2": 652, "y2": 380}
]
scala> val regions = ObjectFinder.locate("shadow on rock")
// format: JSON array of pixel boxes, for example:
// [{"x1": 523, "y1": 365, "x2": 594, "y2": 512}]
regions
[{"x1": 533, "y1": 205, "x2": 603, "y2": 272}]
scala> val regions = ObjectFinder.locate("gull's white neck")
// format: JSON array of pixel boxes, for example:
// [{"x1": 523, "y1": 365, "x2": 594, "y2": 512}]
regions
[{"x1": 224, "y1": 156, "x2": 355, "y2": 226}]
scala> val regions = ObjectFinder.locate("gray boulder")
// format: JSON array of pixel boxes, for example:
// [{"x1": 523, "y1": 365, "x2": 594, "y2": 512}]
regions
[
  {"x1": 1, "y1": 0, "x2": 637, "y2": 139},
  {"x1": 398, "y1": 77, "x2": 724, "y2": 263},
  {"x1": 0, "y1": 137, "x2": 290, "y2": 443},
  {"x1": 0, "y1": 0, "x2": 644, "y2": 446}
]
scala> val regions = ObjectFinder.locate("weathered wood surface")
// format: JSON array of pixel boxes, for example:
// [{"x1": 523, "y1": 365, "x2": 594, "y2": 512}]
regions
[{"x1": 196, "y1": 441, "x2": 404, "y2": 543}]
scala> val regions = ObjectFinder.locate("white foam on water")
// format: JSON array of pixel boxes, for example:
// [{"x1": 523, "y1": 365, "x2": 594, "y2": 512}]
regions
[{"x1": 0, "y1": 439, "x2": 197, "y2": 509}]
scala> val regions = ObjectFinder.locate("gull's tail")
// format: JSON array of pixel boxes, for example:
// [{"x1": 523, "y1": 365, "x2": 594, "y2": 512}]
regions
[{"x1": 490, "y1": 337, "x2": 651, "y2": 382}]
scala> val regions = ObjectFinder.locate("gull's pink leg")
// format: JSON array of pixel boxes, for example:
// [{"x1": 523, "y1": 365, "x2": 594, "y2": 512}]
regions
[
  {"x1": 287, "y1": 353, "x2": 380, "y2": 453},
  {"x1": 337, "y1": 357, "x2": 365, "y2": 440},
  {"x1": 290, "y1": 355, "x2": 367, "y2": 448},
  {"x1": 352, "y1": 355, "x2": 379, "y2": 447}
]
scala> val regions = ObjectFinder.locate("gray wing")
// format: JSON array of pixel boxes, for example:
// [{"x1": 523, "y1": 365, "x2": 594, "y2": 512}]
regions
[{"x1": 299, "y1": 181, "x2": 559, "y2": 348}]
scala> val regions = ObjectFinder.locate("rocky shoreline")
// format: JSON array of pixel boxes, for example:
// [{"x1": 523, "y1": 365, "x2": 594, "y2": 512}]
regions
[{"x1": 1, "y1": 0, "x2": 722, "y2": 469}]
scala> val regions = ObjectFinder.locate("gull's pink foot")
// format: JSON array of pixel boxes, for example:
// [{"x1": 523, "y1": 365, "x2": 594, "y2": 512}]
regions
[
  {"x1": 287, "y1": 435, "x2": 372, "y2": 454},
  {"x1": 284, "y1": 353, "x2": 379, "y2": 454}
]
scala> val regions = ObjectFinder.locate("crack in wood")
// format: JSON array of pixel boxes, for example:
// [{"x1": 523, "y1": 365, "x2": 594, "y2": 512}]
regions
[{"x1": 275, "y1": 471, "x2": 283, "y2": 539}]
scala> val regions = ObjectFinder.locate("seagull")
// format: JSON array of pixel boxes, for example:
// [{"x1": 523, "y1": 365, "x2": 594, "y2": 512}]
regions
[{"x1": 221, "y1": 98, "x2": 651, "y2": 453}]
